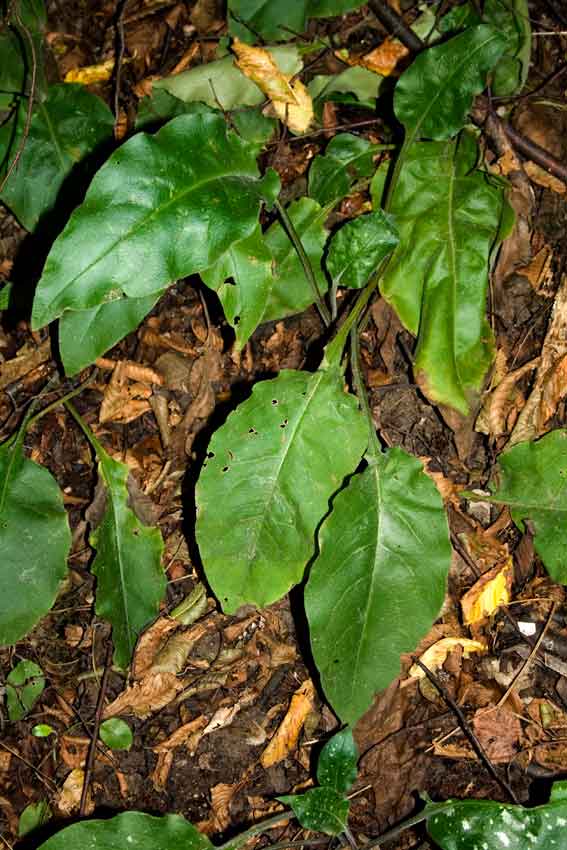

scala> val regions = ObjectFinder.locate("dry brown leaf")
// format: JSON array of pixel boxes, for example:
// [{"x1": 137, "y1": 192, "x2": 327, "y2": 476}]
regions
[
  {"x1": 0, "y1": 795, "x2": 18, "y2": 834},
  {"x1": 57, "y1": 769, "x2": 93, "y2": 815},
  {"x1": 0, "y1": 751, "x2": 11, "y2": 773},
  {"x1": 408, "y1": 638, "x2": 486, "y2": 679},
  {"x1": 153, "y1": 716, "x2": 208, "y2": 753},
  {"x1": 210, "y1": 782, "x2": 236, "y2": 831},
  {"x1": 151, "y1": 749, "x2": 174, "y2": 792},
  {"x1": 59, "y1": 735, "x2": 89, "y2": 770},
  {"x1": 461, "y1": 557, "x2": 513, "y2": 625},
  {"x1": 0, "y1": 338, "x2": 51, "y2": 389},
  {"x1": 104, "y1": 671, "x2": 186, "y2": 718},
  {"x1": 354, "y1": 38, "x2": 409, "y2": 76},
  {"x1": 132, "y1": 616, "x2": 179, "y2": 679},
  {"x1": 233, "y1": 39, "x2": 313, "y2": 133},
  {"x1": 524, "y1": 160, "x2": 566, "y2": 195},
  {"x1": 260, "y1": 679, "x2": 315, "y2": 768},
  {"x1": 522, "y1": 244, "x2": 554, "y2": 294},
  {"x1": 472, "y1": 708, "x2": 521, "y2": 762},
  {"x1": 99, "y1": 361, "x2": 154, "y2": 424}
]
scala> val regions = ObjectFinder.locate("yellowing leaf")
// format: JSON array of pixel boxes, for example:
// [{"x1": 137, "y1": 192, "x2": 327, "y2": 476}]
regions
[
  {"x1": 64, "y1": 59, "x2": 116, "y2": 86},
  {"x1": 336, "y1": 38, "x2": 409, "y2": 77},
  {"x1": 461, "y1": 558, "x2": 513, "y2": 625},
  {"x1": 233, "y1": 39, "x2": 313, "y2": 133},
  {"x1": 409, "y1": 638, "x2": 486, "y2": 679},
  {"x1": 261, "y1": 679, "x2": 315, "y2": 768}
]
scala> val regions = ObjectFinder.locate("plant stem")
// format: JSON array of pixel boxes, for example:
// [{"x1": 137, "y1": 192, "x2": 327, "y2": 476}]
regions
[
  {"x1": 349, "y1": 328, "x2": 381, "y2": 458},
  {"x1": 274, "y1": 198, "x2": 331, "y2": 327},
  {"x1": 216, "y1": 813, "x2": 292, "y2": 850},
  {"x1": 363, "y1": 801, "x2": 458, "y2": 848},
  {"x1": 26, "y1": 372, "x2": 97, "y2": 430}
]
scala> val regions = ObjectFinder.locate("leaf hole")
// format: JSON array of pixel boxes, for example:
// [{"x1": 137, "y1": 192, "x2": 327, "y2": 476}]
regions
[
  {"x1": 234, "y1": 315, "x2": 240, "y2": 325},
  {"x1": 222, "y1": 466, "x2": 229, "y2": 473},
  {"x1": 207, "y1": 451, "x2": 215, "y2": 459},
  {"x1": 271, "y1": 399, "x2": 278, "y2": 405},
  {"x1": 280, "y1": 419, "x2": 288, "y2": 428},
  {"x1": 248, "y1": 427, "x2": 257, "y2": 435},
  {"x1": 228, "y1": 450, "x2": 235, "y2": 460}
]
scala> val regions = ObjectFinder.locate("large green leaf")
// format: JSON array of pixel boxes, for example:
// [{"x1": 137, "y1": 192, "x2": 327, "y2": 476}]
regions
[
  {"x1": 90, "y1": 448, "x2": 166, "y2": 668},
  {"x1": 31, "y1": 109, "x2": 279, "y2": 330},
  {"x1": 38, "y1": 812, "x2": 213, "y2": 850},
  {"x1": 0, "y1": 0, "x2": 47, "y2": 111},
  {"x1": 228, "y1": 0, "x2": 365, "y2": 43},
  {"x1": 6, "y1": 659, "x2": 45, "y2": 720},
  {"x1": 59, "y1": 291, "x2": 163, "y2": 376},
  {"x1": 427, "y1": 782, "x2": 567, "y2": 849},
  {"x1": 279, "y1": 788, "x2": 349, "y2": 836},
  {"x1": 487, "y1": 430, "x2": 567, "y2": 584},
  {"x1": 306, "y1": 448, "x2": 450, "y2": 726},
  {"x1": 326, "y1": 211, "x2": 399, "y2": 288},
  {"x1": 484, "y1": 0, "x2": 531, "y2": 96},
  {"x1": 0, "y1": 84, "x2": 114, "y2": 231},
  {"x1": 308, "y1": 67, "x2": 384, "y2": 110},
  {"x1": 308, "y1": 133, "x2": 379, "y2": 207},
  {"x1": 0, "y1": 432, "x2": 70, "y2": 645},
  {"x1": 201, "y1": 224, "x2": 273, "y2": 348},
  {"x1": 317, "y1": 728, "x2": 358, "y2": 794},
  {"x1": 262, "y1": 197, "x2": 329, "y2": 322},
  {"x1": 378, "y1": 136, "x2": 507, "y2": 414},
  {"x1": 394, "y1": 25, "x2": 508, "y2": 142},
  {"x1": 154, "y1": 46, "x2": 300, "y2": 110},
  {"x1": 196, "y1": 365, "x2": 368, "y2": 613}
]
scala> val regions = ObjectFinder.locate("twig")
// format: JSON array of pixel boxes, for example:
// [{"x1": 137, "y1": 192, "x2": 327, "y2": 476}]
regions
[
  {"x1": 112, "y1": 0, "x2": 129, "y2": 120},
  {"x1": 496, "y1": 600, "x2": 556, "y2": 708},
  {"x1": 415, "y1": 659, "x2": 520, "y2": 804},
  {"x1": 0, "y1": 4, "x2": 38, "y2": 195},
  {"x1": 366, "y1": 0, "x2": 423, "y2": 52},
  {"x1": 79, "y1": 643, "x2": 112, "y2": 816},
  {"x1": 0, "y1": 741, "x2": 58, "y2": 792}
]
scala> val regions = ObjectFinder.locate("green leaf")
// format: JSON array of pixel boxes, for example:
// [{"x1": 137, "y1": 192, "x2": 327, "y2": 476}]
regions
[
  {"x1": 487, "y1": 430, "x2": 567, "y2": 584},
  {"x1": 484, "y1": 0, "x2": 531, "y2": 96},
  {"x1": 31, "y1": 109, "x2": 280, "y2": 331},
  {"x1": 309, "y1": 67, "x2": 383, "y2": 110},
  {"x1": 59, "y1": 291, "x2": 164, "y2": 376},
  {"x1": 32, "y1": 723, "x2": 56, "y2": 737},
  {"x1": 196, "y1": 365, "x2": 368, "y2": 613},
  {"x1": 0, "y1": 0, "x2": 47, "y2": 110},
  {"x1": 228, "y1": 0, "x2": 365, "y2": 43},
  {"x1": 201, "y1": 224, "x2": 273, "y2": 348},
  {"x1": 18, "y1": 801, "x2": 51, "y2": 837},
  {"x1": 99, "y1": 717, "x2": 133, "y2": 750},
  {"x1": 0, "y1": 84, "x2": 114, "y2": 231},
  {"x1": 0, "y1": 282, "x2": 13, "y2": 311},
  {"x1": 326, "y1": 211, "x2": 399, "y2": 288},
  {"x1": 0, "y1": 434, "x2": 70, "y2": 646},
  {"x1": 262, "y1": 197, "x2": 329, "y2": 322},
  {"x1": 230, "y1": 108, "x2": 276, "y2": 146},
  {"x1": 6, "y1": 660, "x2": 45, "y2": 720},
  {"x1": 154, "y1": 46, "x2": 301, "y2": 109},
  {"x1": 279, "y1": 788, "x2": 349, "y2": 836},
  {"x1": 89, "y1": 448, "x2": 166, "y2": 668},
  {"x1": 306, "y1": 448, "x2": 451, "y2": 726},
  {"x1": 394, "y1": 25, "x2": 508, "y2": 142},
  {"x1": 308, "y1": 133, "x2": 378, "y2": 207},
  {"x1": 37, "y1": 811, "x2": 214, "y2": 850},
  {"x1": 135, "y1": 90, "x2": 209, "y2": 131},
  {"x1": 379, "y1": 136, "x2": 506, "y2": 414},
  {"x1": 427, "y1": 785, "x2": 567, "y2": 849},
  {"x1": 317, "y1": 728, "x2": 358, "y2": 794}
]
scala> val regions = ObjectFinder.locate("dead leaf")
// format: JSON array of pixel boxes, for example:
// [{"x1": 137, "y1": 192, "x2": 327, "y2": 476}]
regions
[
  {"x1": 336, "y1": 38, "x2": 408, "y2": 76},
  {"x1": 210, "y1": 782, "x2": 236, "y2": 831},
  {"x1": 64, "y1": 58, "x2": 116, "y2": 85},
  {"x1": 233, "y1": 39, "x2": 313, "y2": 133},
  {"x1": 153, "y1": 715, "x2": 207, "y2": 753},
  {"x1": 104, "y1": 671, "x2": 186, "y2": 718},
  {"x1": 151, "y1": 750, "x2": 174, "y2": 792},
  {"x1": 472, "y1": 708, "x2": 521, "y2": 762},
  {"x1": 99, "y1": 361, "x2": 154, "y2": 424},
  {"x1": 461, "y1": 558, "x2": 513, "y2": 625},
  {"x1": 408, "y1": 638, "x2": 486, "y2": 679},
  {"x1": 521, "y1": 244, "x2": 554, "y2": 294},
  {"x1": 59, "y1": 735, "x2": 89, "y2": 770},
  {"x1": 132, "y1": 616, "x2": 179, "y2": 679},
  {"x1": 57, "y1": 769, "x2": 93, "y2": 815},
  {"x1": 261, "y1": 679, "x2": 315, "y2": 768},
  {"x1": 0, "y1": 337, "x2": 51, "y2": 389}
]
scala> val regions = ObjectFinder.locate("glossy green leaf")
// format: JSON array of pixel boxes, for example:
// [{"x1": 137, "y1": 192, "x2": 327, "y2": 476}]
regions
[
  {"x1": 201, "y1": 224, "x2": 273, "y2": 347},
  {"x1": 487, "y1": 430, "x2": 567, "y2": 584},
  {"x1": 0, "y1": 84, "x2": 114, "y2": 231},
  {"x1": 0, "y1": 433, "x2": 70, "y2": 646},
  {"x1": 89, "y1": 447, "x2": 166, "y2": 668},
  {"x1": 99, "y1": 717, "x2": 133, "y2": 750},
  {"x1": 484, "y1": 0, "x2": 531, "y2": 96},
  {"x1": 32, "y1": 723, "x2": 56, "y2": 737},
  {"x1": 135, "y1": 90, "x2": 209, "y2": 131},
  {"x1": 306, "y1": 448, "x2": 451, "y2": 726},
  {"x1": 379, "y1": 136, "x2": 507, "y2": 414},
  {"x1": 0, "y1": 0, "x2": 47, "y2": 111},
  {"x1": 309, "y1": 133, "x2": 379, "y2": 207},
  {"x1": 279, "y1": 788, "x2": 349, "y2": 836},
  {"x1": 309, "y1": 67, "x2": 383, "y2": 110},
  {"x1": 18, "y1": 801, "x2": 51, "y2": 837},
  {"x1": 31, "y1": 109, "x2": 280, "y2": 331},
  {"x1": 155, "y1": 47, "x2": 301, "y2": 109},
  {"x1": 0, "y1": 283, "x2": 12, "y2": 311},
  {"x1": 317, "y1": 728, "x2": 358, "y2": 794},
  {"x1": 228, "y1": 0, "x2": 365, "y2": 43},
  {"x1": 6, "y1": 660, "x2": 45, "y2": 720},
  {"x1": 427, "y1": 782, "x2": 567, "y2": 849},
  {"x1": 196, "y1": 365, "x2": 368, "y2": 613},
  {"x1": 38, "y1": 811, "x2": 214, "y2": 850},
  {"x1": 59, "y1": 291, "x2": 163, "y2": 375},
  {"x1": 262, "y1": 197, "x2": 328, "y2": 321},
  {"x1": 326, "y1": 211, "x2": 399, "y2": 288},
  {"x1": 394, "y1": 25, "x2": 508, "y2": 142}
]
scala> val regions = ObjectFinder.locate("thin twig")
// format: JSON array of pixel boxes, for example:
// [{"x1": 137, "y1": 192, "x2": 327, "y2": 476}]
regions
[
  {"x1": 415, "y1": 659, "x2": 520, "y2": 804},
  {"x1": 80, "y1": 643, "x2": 112, "y2": 816},
  {"x1": 496, "y1": 600, "x2": 556, "y2": 708},
  {"x1": 112, "y1": 0, "x2": 129, "y2": 120},
  {"x1": 0, "y1": 741, "x2": 57, "y2": 792}
]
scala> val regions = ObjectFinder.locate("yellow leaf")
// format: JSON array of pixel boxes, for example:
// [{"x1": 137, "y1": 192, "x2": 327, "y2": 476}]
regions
[
  {"x1": 64, "y1": 59, "x2": 116, "y2": 86},
  {"x1": 260, "y1": 679, "x2": 315, "y2": 767},
  {"x1": 461, "y1": 558, "x2": 513, "y2": 625},
  {"x1": 409, "y1": 638, "x2": 486, "y2": 679},
  {"x1": 233, "y1": 39, "x2": 313, "y2": 133}
]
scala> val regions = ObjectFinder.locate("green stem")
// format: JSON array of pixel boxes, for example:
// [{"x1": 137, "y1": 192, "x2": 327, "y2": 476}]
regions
[
  {"x1": 64, "y1": 399, "x2": 107, "y2": 460},
  {"x1": 216, "y1": 813, "x2": 292, "y2": 850},
  {"x1": 324, "y1": 264, "x2": 384, "y2": 368},
  {"x1": 26, "y1": 373, "x2": 96, "y2": 430},
  {"x1": 364, "y1": 801, "x2": 457, "y2": 849},
  {"x1": 349, "y1": 328, "x2": 381, "y2": 459},
  {"x1": 274, "y1": 198, "x2": 331, "y2": 327}
]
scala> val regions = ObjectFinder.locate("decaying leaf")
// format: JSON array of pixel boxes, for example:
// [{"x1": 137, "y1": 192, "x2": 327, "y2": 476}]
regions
[
  {"x1": 57, "y1": 769, "x2": 93, "y2": 816},
  {"x1": 153, "y1": 716, "x2": 208, "y2": 754},
  {"x1": 461, "y1": 558, "x2": 513, "y2": 625},
  {"x1": 232, "y1": 39, "x2": 313, "y2": 133},
  {"x1": 261, "y1": 679, "x2": 315, "y2": 768},
  {"x1": 409, "y1": 638, "x2": 486, "y2": 679},
  {"x1": 472, "y1": 707, "x2": 521, "y2": 762},
  {"x1": 336, "y1": 38, "x2": 408, "y2": 76},
  {"x1": 64, "y1": 59, "x2": 116, "y2": 85},
  {"x1": 104, "y1": 672, "x2": 186, "y2": 719}
]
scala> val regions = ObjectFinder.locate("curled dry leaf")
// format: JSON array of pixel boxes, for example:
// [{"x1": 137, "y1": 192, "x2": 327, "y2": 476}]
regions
[
  {"x1": 408, "y1": 638, "x2": 486, "y2": 679},
  {"x1": 99, "y1": 361, "x2": 154, "y2": 424},
  {"x1": 461, "y1": 557, "x2": 513, "y2": 625},
  {"x1": 151, "y1": 750, "x2": 174, "y2": 793},
  {"x1": 260, "y1": 678, "x2": 315, "y2": 768},
  {"x1": 57, "y1": 769, "x2": 93, "y2": 816},
  {"x1": 103, "y1": 671, "x2": 186, "y2": 719},
  {"x1": 232, "y1": 39, "x2": 313, "y2": 134},
  {"x1": 153, "y1": 715, "x2": 208, "y2": 754},
  {"x1": 210, "y1": 782, "x2": 236, "y2": 832}
]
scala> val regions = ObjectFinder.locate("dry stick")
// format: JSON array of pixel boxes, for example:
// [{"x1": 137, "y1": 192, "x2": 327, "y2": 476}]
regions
[
  {"x1": 496, "y1": 600, "x2": 556, "y2": 709},
  {"x1": 0, "y1": 5, "x2": 38, "y2": 195},
  {"x1": 415, "y1": 659, "x2": 520, "y2": 805},
  {"x1": 79, "y1": 643, "x2": 113, "y2": 816},
  {"x1": 0, "y1": 741, "x2": 58, "y2": 793},
  {"x1": 367, "y1": 0, "x2": 567, "y2": 183},
  {"x1": 112, "y1": 0, "x2": 129, "y2": 120}
]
